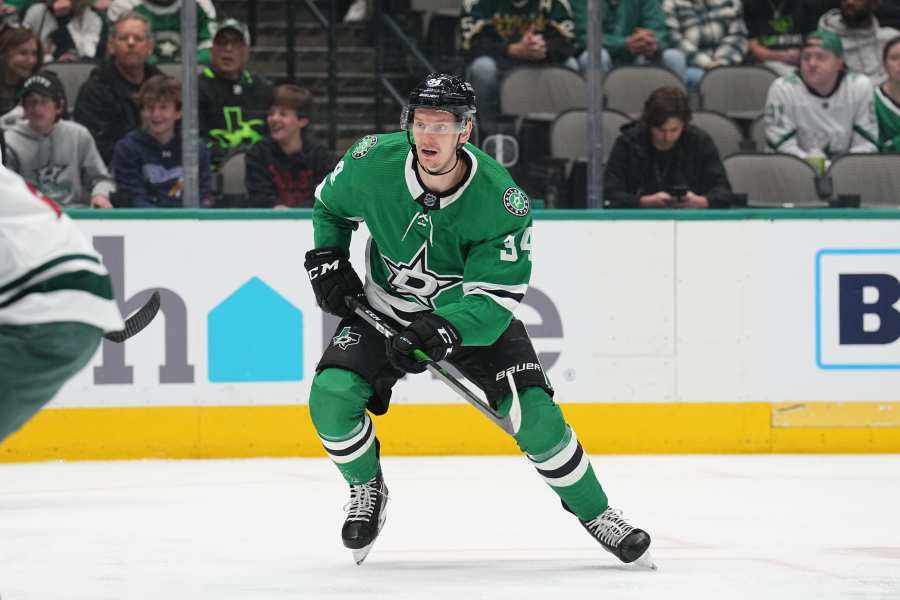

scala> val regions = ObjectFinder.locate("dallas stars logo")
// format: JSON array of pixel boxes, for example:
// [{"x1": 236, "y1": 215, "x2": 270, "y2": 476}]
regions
[
  {"x1": 382, "y1": 242, "x2": 462, "y2": 310},
  {"x1": 332, "y1": 326, "x2": 361, "y2": 350}
]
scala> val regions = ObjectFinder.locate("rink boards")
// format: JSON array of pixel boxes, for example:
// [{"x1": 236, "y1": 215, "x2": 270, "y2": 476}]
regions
[{"x1": 3, "y1": 209, "x2": 900, "y2": 460}]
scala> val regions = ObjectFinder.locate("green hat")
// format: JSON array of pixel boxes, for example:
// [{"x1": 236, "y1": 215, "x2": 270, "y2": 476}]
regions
[{"x1": 805, "y1": 30, "x2": 844, "y2": 57}]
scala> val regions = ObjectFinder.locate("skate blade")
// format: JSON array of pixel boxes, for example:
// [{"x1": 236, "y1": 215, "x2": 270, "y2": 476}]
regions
[
  {"x1": 633, "y1": 550, "x2": 657, "y2": 571},
  {"x1": 352, "y1": 542, "x2": 375, "y2": 565}
]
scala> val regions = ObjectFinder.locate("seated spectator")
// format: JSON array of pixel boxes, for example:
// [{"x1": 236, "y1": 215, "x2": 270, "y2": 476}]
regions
[
  {"x1": 107, "y1": 0, "x2": 216, "y2": 63},
  {"x1": 765, "y1": 30, "x2": 879, "y2": 161},
  {"x1": 744, "y1": 0, "x2": 810, "y2": 76},
  {"x1": 111, "y1": 74, "x2": 211, "y2": 207},
  {"x1": 461, "y1": 0, "x2": 578, "y2": 135},
  {"x1": 245, "y1": 85, "x2": 335, "y2": 209},
  {"x1": 572, "y1": 0, "x2": 686, "y2": 78},
  {"x1": 819, "y1": 0, "x2": 900, "y2": 83},
  {"x1": 199, "y1": 18, "x2": 272, "y2": 169},
  {"x1": 74, "y1": 11, "x2": 164, "y2": 166},
  {"x1": 875, "y1": 35, "x2": 900, "y2": 149},
  {"x1": 662, "y1": 0, "x2": 749, "y2": 89},
  {"x1": 22, "y1": 0, "x2": 108, "y2": 63},
  {"x1": 604, "y1": 86, "x2": 733, "y2": 208},
  {"x1": 0, "y1": 26, "x2": 41, "y2": 117},
  {"x1": 4, "y1": 71, "x2": 113, "y2": 207}
]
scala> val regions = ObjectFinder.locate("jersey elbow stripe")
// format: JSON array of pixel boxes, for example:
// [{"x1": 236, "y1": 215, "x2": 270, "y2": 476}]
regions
[
  {"x1": 463, "y1": 282, "x2": 527, "y2": 313},
  {"x1": 319, "y1": 414, "x2": 374, "y2": 464}
]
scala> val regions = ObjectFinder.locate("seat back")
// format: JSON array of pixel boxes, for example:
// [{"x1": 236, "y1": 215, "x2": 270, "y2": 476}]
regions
[
  {"x1": 499, "y1": 65, "x2": 586, "y2": 118},
  {"x1": 828, "y1": 154, "x2": 900, "y2": 207},
  {"x1": 549, "y1": 108, "x2": 631, "y2": 163},
  {"x1": 699, "y1": 65, "x2": 778, "y2": 119},
  {"x1": 723, "y1": 153, "x2": 823, "y2": 207},
  {"x1": 603, "y1": 65, "x2": 685, "y2": 117},
  {"x1": 220, "y1": 151, "x2": 247, "y2": 200},
  {"x1": 691, "y1": 110, "x2": 744, "y2": 158},
  {"x1": 45, "y1": 62, "x2": 98, "y2": 107}
]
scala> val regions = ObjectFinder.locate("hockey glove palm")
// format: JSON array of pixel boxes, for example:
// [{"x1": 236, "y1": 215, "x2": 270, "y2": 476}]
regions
[
  {"x1": 387, "y1": 313, "x2": 461, "y2": 374},
  {"x1": 304, "y1": 247, "x2": 364, "y2": 318}
]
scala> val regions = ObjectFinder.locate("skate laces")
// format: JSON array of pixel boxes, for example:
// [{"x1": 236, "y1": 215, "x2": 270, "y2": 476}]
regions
[
  {"x1": 343, "y1": 476, "x2": 387, "y2": 523},
  {"x1": 583, "y1": 508, "x2": 634, "y2": 548}
]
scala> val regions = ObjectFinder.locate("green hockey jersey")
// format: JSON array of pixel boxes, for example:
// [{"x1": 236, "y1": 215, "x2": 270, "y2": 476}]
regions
[
  {"x1": 108, "y1": 0, "x2": 216, "y2": 64},
  {"x1": 313, "y1": 132, "x2": 533, "y2": 347},
  {"x1": 875, "y1": 84, "x2": 900, "y2": 152}
]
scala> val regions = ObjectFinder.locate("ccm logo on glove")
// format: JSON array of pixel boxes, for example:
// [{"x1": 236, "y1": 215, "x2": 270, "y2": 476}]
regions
[{"x1": 304, "y1": 246, "x2": 364, "y2": 318}]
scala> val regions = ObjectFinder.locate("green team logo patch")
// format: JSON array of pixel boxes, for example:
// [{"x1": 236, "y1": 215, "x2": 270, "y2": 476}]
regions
[
  {"x1": 503, "y1": 187, "x2": 529, "y2": 217},
  {"x1": 351, "y1": 135, "x2": 378, "y2": 159},
  {"x1": 332, "y1": 326, "x2": 361, "y2": 350}
]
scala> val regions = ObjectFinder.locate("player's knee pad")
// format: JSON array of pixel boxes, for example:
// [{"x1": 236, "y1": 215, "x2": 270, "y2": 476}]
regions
[
  {"x1": 309, "y1": 368, "x2": 373, "y2": 439},
  {"x1": 508, "y1": 386, "x2": 567, "y2": 457}
]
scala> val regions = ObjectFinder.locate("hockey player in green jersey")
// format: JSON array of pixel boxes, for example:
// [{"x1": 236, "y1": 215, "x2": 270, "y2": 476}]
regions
[{"x1": 304, "y1": 74, "x2": 653, "y2": 567}]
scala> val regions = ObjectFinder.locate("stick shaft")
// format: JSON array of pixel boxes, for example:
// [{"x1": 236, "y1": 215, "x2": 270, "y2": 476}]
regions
[{"x1": 346, "y1": 297, "x2": 514, "y2": 435}]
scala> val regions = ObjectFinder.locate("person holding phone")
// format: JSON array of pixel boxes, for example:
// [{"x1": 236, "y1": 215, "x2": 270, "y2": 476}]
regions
[{"x1": 603, "y1": 86, "x2": 733, "y2": 208}]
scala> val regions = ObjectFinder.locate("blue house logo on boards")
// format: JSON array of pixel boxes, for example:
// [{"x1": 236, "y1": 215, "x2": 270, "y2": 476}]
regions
[
  {"x1": 208, "y1": 277, "x2": 303, "y2": 382},
  {"x1": 816, "y1": 249, "x2": 900, "y2": 370}
]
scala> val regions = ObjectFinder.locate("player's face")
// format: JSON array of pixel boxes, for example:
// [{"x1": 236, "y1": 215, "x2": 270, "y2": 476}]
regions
[
  {"x1": 211, "y1": 30, "x2": 249, "y2": 79},
  {"x1": 411, "y1": 107, "x2": 470, "y2": 173},
  {"x1": 23, "y1": 94, "x2": 61, "y2": 134},
  {"x1": 801, "y1": 47, "x2": 843, "y2": 88},
  {"x1": 267, "y1": 105, "x2": 308, "y2": 144},
  {"x1": 885, "y1": 43, "x2": 900, "y2": 83},
  {"x1": 141, "y1": 99, "x2": 181, "y2": 141},
  {"x1": 650, "y1": 117, "x2": 684, "y2": 151}
]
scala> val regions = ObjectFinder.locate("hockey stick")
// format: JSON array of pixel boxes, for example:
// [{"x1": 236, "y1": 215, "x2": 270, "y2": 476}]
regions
[
  {"x1": 103, "y1": 291, "x2": 161, "y2": 343},
  {"x1": 345, "y1": 296, "x2": 515, "y2": 435}
]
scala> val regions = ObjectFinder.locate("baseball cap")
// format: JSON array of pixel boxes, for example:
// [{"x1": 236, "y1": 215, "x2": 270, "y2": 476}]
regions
[
  {"x1": 19, "y1": 71, "x2": 66, "y2": 103},
  {"x1": 804, "y1": 30, "x2": 844, "y2": 57},
  {"x1": 214, "y1": 18, "x2": 251, "y2": 46}
]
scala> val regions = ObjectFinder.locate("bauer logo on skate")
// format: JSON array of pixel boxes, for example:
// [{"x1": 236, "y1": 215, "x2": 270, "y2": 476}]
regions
[{"x1": 816, "y1": 249, "x2": 900, "y2": 369}]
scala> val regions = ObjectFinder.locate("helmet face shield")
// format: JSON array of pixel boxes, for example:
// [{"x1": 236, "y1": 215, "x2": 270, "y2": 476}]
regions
[{"x1": 401, "y1": 105, "x2": 470, "y2": 134}]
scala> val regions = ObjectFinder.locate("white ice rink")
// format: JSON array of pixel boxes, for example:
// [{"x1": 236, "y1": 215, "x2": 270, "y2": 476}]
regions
[{"x1": 1, "y1": 454, "x2": 898, "y2": 600}]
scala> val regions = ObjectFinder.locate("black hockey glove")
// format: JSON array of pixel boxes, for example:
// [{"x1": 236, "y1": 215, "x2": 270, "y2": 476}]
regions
[
  {"x1": 387, "y1": 313, "x2": 461, "y2": 374},
  {"x1": 304, "y1": 246, "x2": 364, "y2": 318}
]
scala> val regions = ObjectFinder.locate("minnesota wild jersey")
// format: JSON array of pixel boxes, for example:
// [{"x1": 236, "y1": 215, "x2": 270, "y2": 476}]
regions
[{"x1": 313, "y1": 132, "x2": 533, "y2": 347}]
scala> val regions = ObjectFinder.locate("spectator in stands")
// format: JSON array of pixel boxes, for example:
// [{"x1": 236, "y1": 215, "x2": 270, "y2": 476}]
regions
[
  {"x1": 0, "y1": 26, "x2": 42, "y2": 117},
  {"x1": 461, "y1": 0, "x2": 579, "y2": 135},
  {"x1": 744, "y1": 0, "x2": 811, "y2": 76},
  {"x1": 74, "y1": 11, "x2": 164, "y2": 166},
  {"x1": 875, "y1": 34, "x2": 900, "y2": 149},
  {"x1": 111, "y1": 75, "x2": 211, "y2": 207},
  {"x1": 764, "y1": 30, "x2": 878, "y2": 161},
  {"x1": 199, "y1": 18, "x2": 272, "y2": 169},
  {"x1": 245, "y1": 85, "x2": 335, "y2": 209},
  {"x1": 571, "y1": 0, "x2": 686, "y2": 78},
  {"x1": 604, "y1": 86, "x2": 733, "y2": 208},
  {"x1": 4, "y1": 71, "x2": 113, "y2": 207},
  {"x1": 662, "y1": 0, "x2": 749, "y2": 89},
  {"x1": 107, "y1": 0, "x2": 216, "y2": 63},
  {"x1": 819, "y1": 0, "x2": 899, "y2": 83},
  {"x1": 22, "y1": 0, "x2": 108, "y2": 63}
]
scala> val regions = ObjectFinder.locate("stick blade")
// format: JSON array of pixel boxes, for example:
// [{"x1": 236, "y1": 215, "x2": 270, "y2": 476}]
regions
[{"x1": 103, "y1": 291, "x2": 161, "y2": 343}]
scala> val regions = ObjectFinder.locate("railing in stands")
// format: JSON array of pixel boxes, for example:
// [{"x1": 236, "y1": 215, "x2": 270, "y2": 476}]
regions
[{"x1": 373, "y1": 0, "x2": 436, "y2": 132}]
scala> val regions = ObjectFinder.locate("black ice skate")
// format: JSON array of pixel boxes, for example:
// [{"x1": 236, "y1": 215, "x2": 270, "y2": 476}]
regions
[
  {"x1": 341, "y1": 470, "x2": 389, "y2": 565},
  {"x1": 579, "y1": 507, "x2": 655, "y2": 569}
]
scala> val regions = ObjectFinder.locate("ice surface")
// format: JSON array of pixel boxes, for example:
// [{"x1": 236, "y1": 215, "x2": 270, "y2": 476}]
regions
[{"x1": 1, "y1": 455, "x2": 898, "y2": 600}]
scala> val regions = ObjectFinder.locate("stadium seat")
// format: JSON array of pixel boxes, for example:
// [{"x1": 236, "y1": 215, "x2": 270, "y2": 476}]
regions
[
  {"x1": 157, "y1": 63, "x2": 185, "y2": 80},
  {"x1": 549, "y1": 108, "x2": 631, "y2": 163},
  {"x1": 499, "y1": 65, "x2": 586, "y2": 122},
  {"x1": 691, "y1": 110, "x2": 744, "y2": 158},
  {"x1": 749, "y1": 116, "x2": 768, "y2": 152},
  {"x1": 828, "y1": 154, "x2": 900, "y2": 208},
  {"x1": 603, "y1": 65, "x2": 685, "y2": 117},
  {"x1": 220, "y1": 151, "x2": 247, "y2": 205},
  {"x1": 699, "y1": 65, "x2": 778, "y2": 120},
  {"x1": 46, "y1": 62, "x2": 98, "y2": 107},
  {"x1": 723, "y1": 153, "x2": 825, "y2": 207}
]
